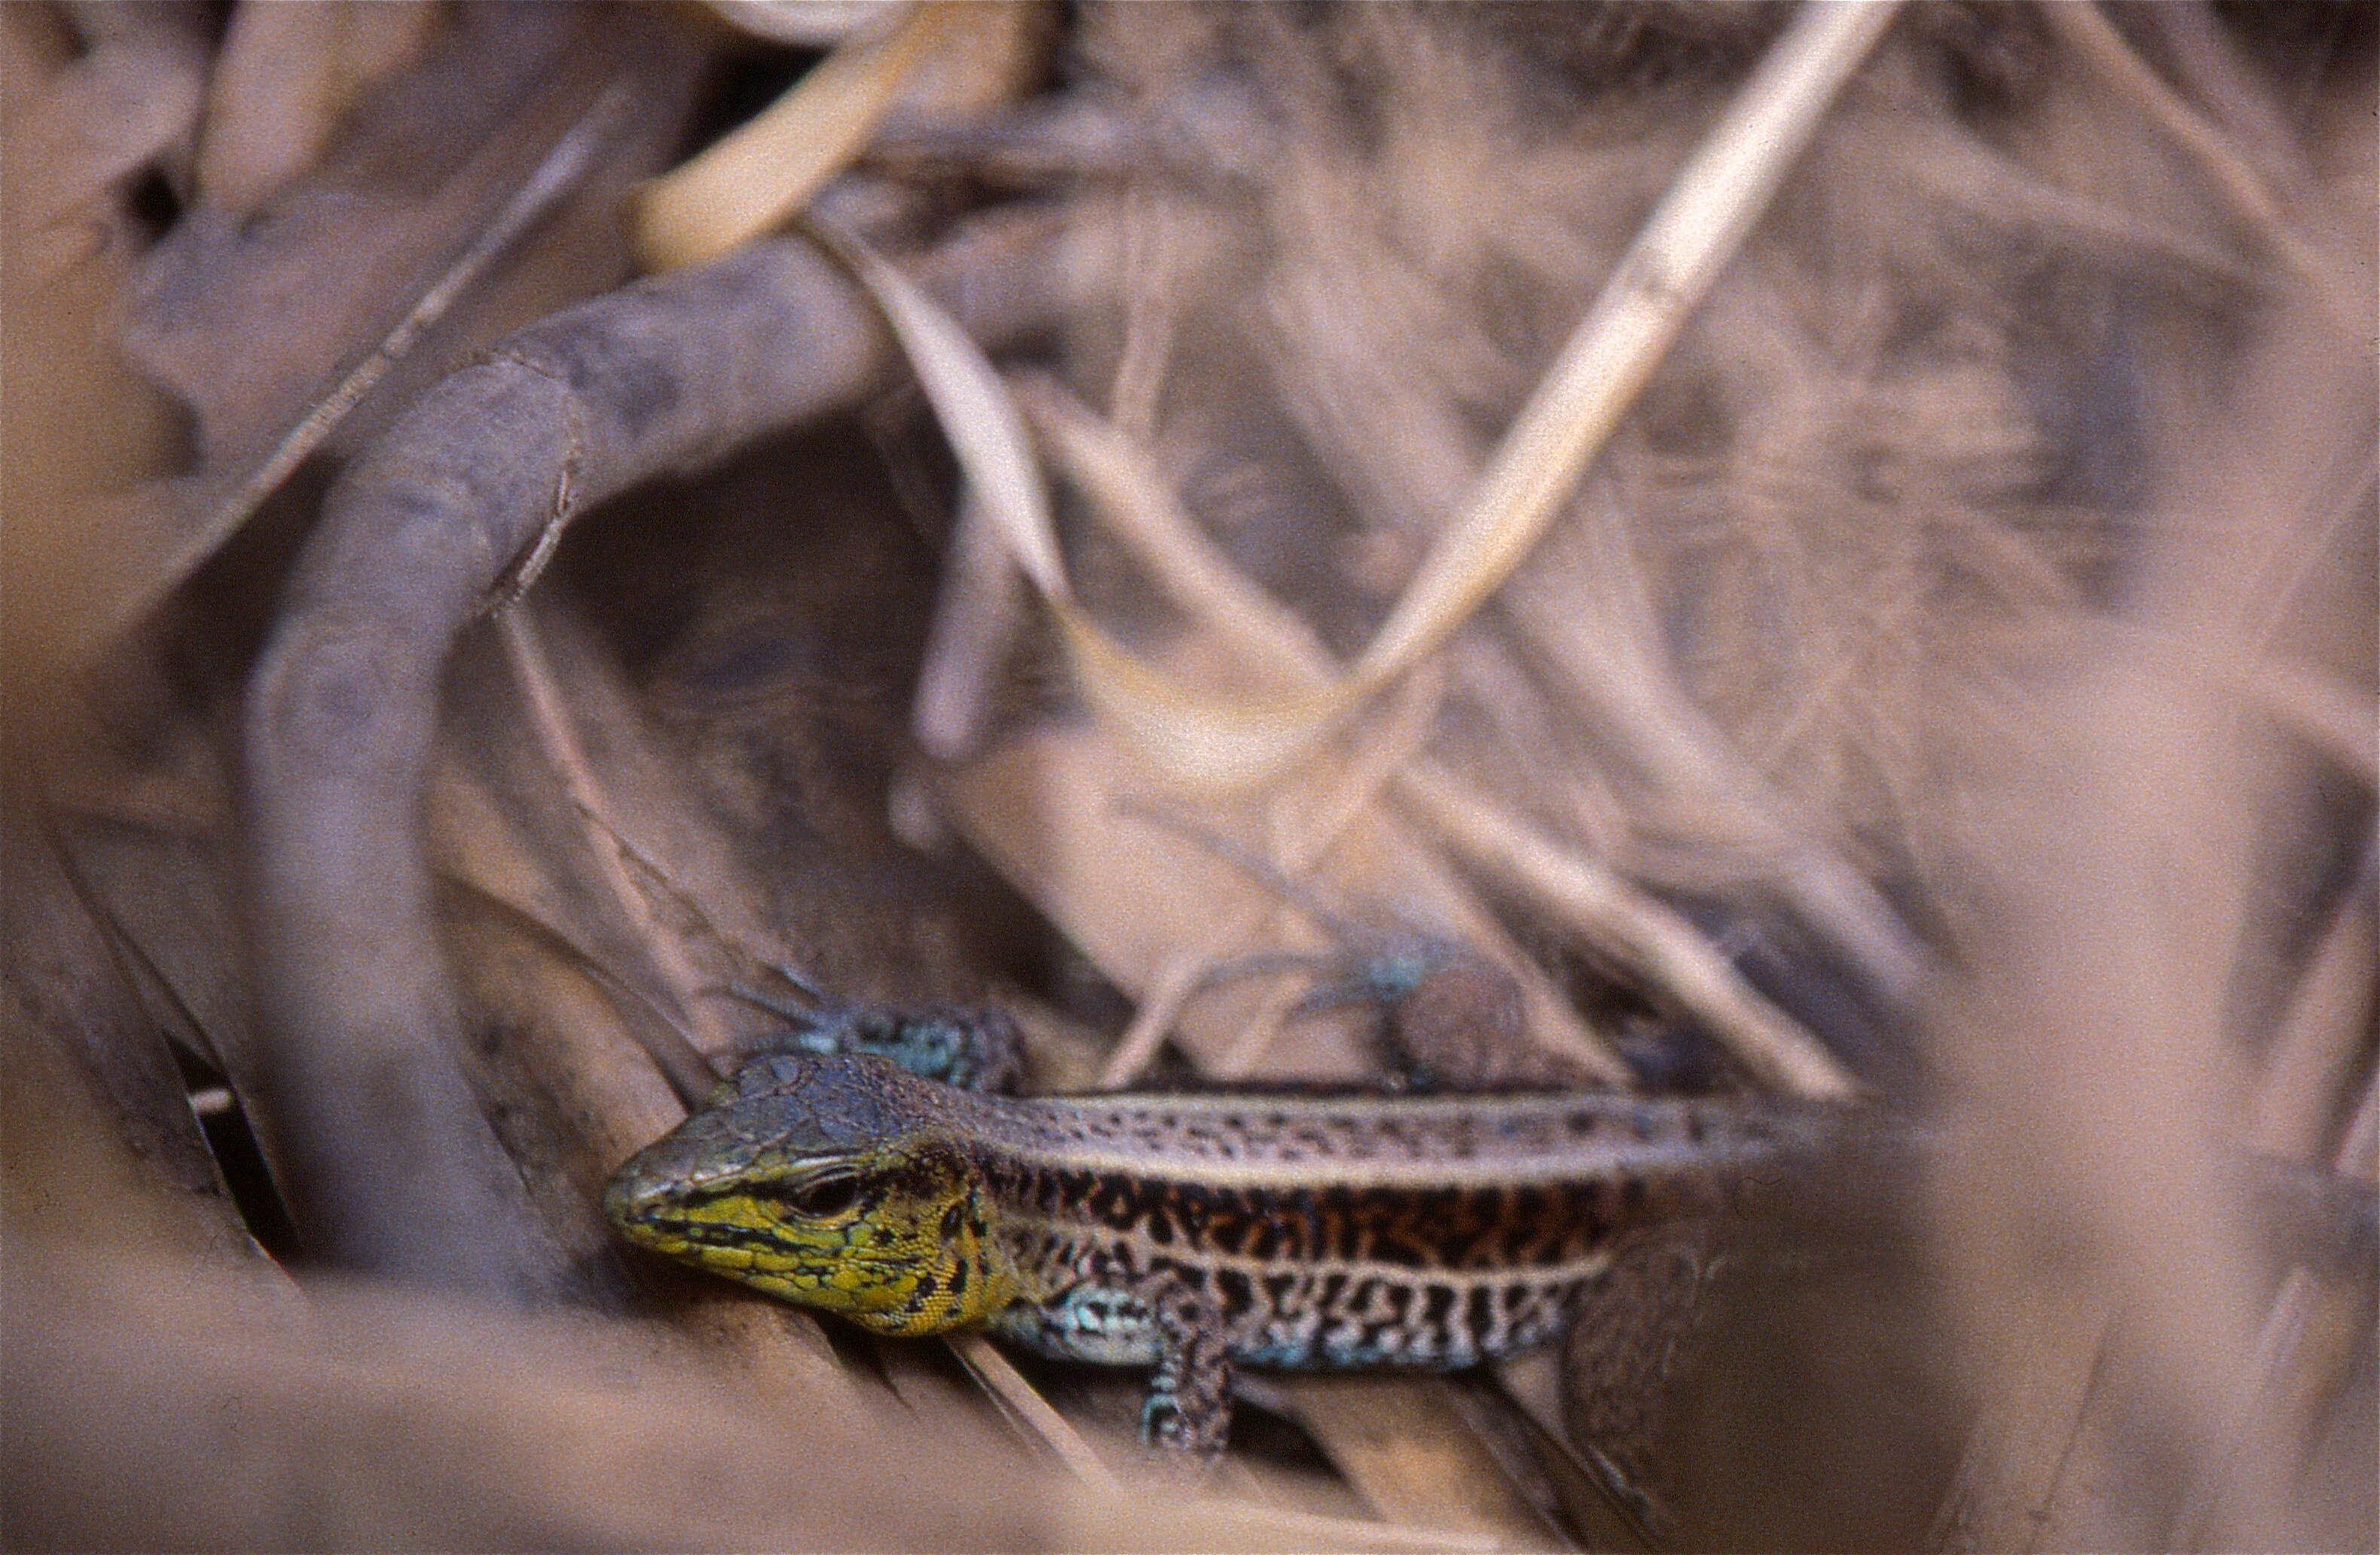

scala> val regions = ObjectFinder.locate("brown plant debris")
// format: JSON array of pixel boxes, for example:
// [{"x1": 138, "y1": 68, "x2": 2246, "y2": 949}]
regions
[{"x1": 4, "y1": 3, "x2": 2372, "y2": 1550}]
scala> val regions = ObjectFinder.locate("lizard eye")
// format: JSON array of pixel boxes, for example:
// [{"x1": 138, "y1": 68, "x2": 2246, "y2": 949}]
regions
[{"x1": 777, "y1": 1175, "x2": 861, "y2": 1220}]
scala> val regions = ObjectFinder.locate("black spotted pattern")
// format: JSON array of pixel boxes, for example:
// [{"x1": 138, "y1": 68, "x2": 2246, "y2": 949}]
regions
[
  {"x1": 1002, "y1": 1167, "x2": 1648, "y2": 1272},
  {"x1": 977, "y1": 1156, "x2": 1719, "y2": 1367},
  {"x1": 949, "y1": 1080, "x2": 1804, "y2": 1372}
]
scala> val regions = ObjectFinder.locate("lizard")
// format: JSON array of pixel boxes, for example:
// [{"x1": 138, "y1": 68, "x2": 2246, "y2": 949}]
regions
[{"x1": 603, "y1": 1041, "x2": 1841, "y2": 1459}]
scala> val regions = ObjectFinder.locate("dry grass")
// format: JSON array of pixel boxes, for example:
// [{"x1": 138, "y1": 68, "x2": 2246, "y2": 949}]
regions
[{"x1": 5, "y1": 3, "x2": 2371, "y2": 1549}]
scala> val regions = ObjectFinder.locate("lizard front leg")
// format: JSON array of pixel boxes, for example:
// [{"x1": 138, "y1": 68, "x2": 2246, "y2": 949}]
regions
[
  {"x1": 988, "y1": 1269, "x2": 1236, "y2": 1455},
  {"x1": 1140, "y1": 1279, "x2": 1235, "y2": 1457}
]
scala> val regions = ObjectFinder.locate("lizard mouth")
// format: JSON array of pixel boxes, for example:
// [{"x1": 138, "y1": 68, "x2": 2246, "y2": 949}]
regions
[
  {"x1": 624, "y1": 1207, "x2": 811, "y2": 1260},
  {"x1": 655, "y1": 1219, "x2": 767, "y2": 1251},
  {"x1": 606, "y1": 1183, "x2": 776, "y2": 1255}
]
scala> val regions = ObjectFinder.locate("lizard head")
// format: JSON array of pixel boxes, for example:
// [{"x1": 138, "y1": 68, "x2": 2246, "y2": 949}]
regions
[{"x1": 603, "y1": 1052, "x2": 1017, "y2": 1334}]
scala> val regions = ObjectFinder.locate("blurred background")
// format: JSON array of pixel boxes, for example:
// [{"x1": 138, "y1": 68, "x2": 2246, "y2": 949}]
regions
[{"x1": 5, "y1": 4, "x2": 2371, "y2": 1549}]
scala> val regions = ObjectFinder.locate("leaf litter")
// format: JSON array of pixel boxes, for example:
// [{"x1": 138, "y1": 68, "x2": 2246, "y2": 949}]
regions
[{"x1": 4, "y1": 3, "x2": 2372, "y2": 1549}]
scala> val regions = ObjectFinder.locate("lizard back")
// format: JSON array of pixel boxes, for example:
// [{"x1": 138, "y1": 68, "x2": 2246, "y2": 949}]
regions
[{"x1": 973, "y1": 1082, "x2": 1811, "y2": 1370}]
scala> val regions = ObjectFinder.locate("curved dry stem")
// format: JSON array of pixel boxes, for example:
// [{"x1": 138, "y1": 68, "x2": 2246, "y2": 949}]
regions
[
  {"x1": 634, "y1": 2, "x2": 946, "y2": 271},
  {"x1": 243, "y1": 226, "x2": 1060, "y2": 1291}
]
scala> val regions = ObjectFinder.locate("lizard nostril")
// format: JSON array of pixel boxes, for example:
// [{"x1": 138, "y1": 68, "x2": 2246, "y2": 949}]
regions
[{"x1": 603, "y1": 1166, "x2": 668, "y2": 1229}]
